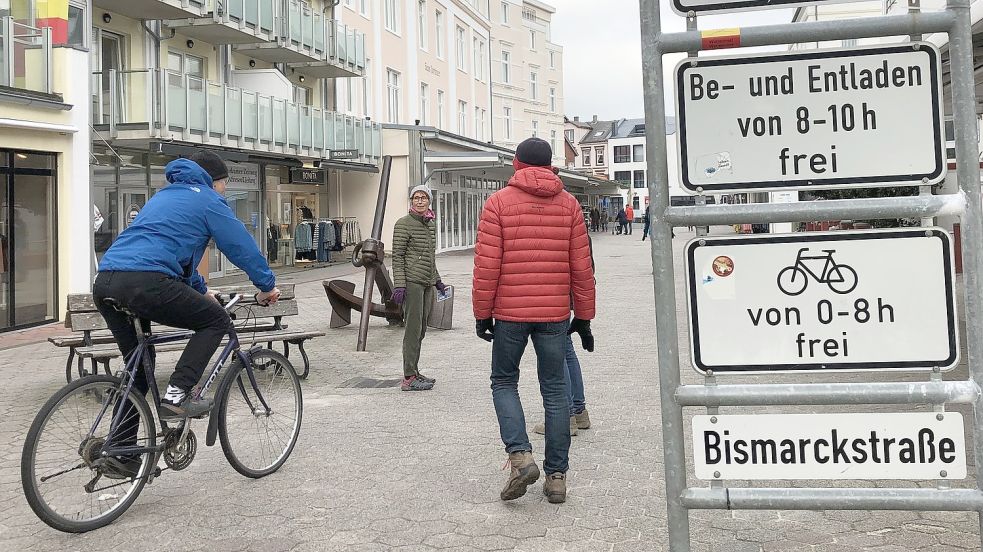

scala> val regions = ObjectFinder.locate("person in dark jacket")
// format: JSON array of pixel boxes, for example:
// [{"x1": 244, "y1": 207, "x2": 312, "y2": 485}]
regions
[
  {"x1": 642, "y1": 206, "x2": 651, "y2": 241},
  {"x1": 589, "y1": 208, "x2": 600, "y2": 232},
  {"x1": 95, "y1": 151, "x2": 280, "y2": 422},
  {"x1": 390, "y1": 184, "x2": 445, "y2": 391},
  {"x1": 615, "y1": 208, "x2": 628, "y2": 235}
]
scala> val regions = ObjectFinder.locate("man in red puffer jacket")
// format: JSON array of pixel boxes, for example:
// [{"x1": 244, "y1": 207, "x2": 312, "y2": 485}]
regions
[{"x1": 473, "y1": 137, "x2": 596, "y2": 505}]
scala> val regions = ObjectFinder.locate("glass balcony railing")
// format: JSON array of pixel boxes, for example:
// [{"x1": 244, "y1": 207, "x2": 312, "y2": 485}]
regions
[
  {"x1": 92, "y1": 68, "x2": 381, "y2": 162},
  {"x1": 219, "y1": 0, "x2": 276, "y2": 34},
  {"x1": 278, "y1": 2, "x2": 365, "y2": 71},
  {"x1": 0, "y1": 17, "x2": 53, "y2": 95}
]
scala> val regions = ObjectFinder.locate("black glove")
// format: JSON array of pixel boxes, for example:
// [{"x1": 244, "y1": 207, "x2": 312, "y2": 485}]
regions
[
  {"x1": 567, "y1": 318, "x2": 594, "y2": 352},
  {"x1": 476, "y1": 318, "x2": 494, "y2": 342}
]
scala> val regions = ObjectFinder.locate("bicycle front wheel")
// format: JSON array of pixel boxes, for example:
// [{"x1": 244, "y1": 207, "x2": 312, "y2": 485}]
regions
[
  {"x1": 219, "y1": 349, "x2": 303, "y2": 478},
  {"x1": 21, "y1": 375, "x2": 156, "y2": 533}
]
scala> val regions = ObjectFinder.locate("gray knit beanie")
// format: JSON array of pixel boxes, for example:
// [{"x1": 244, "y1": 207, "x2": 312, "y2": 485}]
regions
[{"x1": 409, "y1": 184, "x2": 433, "y2": 201}]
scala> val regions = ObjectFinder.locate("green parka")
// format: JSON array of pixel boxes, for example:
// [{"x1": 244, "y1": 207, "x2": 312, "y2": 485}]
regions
[{"x1": 392, "y1": 212, "x2": 441, "y2": 288}]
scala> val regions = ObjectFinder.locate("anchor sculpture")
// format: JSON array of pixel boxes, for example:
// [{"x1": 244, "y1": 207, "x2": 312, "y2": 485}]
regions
[{"x1": 322, "y1": 156, "x2": 404, "y2": 351}]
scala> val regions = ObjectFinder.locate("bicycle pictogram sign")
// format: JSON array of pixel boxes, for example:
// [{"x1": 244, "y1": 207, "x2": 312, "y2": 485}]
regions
[{"x1": 776, "y1": 247, "x2": 859, "y2": 296}]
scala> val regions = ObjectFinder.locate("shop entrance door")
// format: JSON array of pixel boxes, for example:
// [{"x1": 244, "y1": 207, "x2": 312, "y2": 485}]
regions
[{"x1": 0, "y1": 151, "x2": 57, "y2": 330}]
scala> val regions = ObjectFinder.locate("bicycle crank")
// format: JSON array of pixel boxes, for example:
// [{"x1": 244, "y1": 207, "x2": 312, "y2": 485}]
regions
[{"x1": 162, "y1": 428, "x2": 197, "y2": 471}]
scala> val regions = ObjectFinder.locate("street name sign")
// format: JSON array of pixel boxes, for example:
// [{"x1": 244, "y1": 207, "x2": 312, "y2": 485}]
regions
[
  {"x1": 684, "y1": 229, "x2": 957, "y2": 373},
  {"x1": 692, "y1": 413, "x2": 967, "y2": 480},
  {"x1": 675, "y1": 43, "x2": 945, "y2": 193},
  {"x1": 671, "y1": 0, "x2": 865, "y2": 15}
]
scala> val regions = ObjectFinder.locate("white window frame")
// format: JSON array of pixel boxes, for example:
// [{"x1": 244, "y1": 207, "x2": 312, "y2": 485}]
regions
[
  {"x1": 435, "y1": 10, "x2": 444, "y2": 58},
  {"x1": 550, "y1": 130, "x2": 557, "y2": 155},
  {"x1": 549, "y1": 87, "x2": 556, "y2": 112},
  {"x1": 529, "y1": 72, "x2": 537, "y2": 100},
  {"x1": 582, "y1": 147, "x2": 591, "y2": 166},
  {"x1": 473, "y1": 37, "x2": 479, "y2": 79},
  {"x1": 481, "y1": 108, "x2": 487, "y2": 142},
  {"x1": 384, "y1": 0, "x2": 400, "y2": 33},
  {"x1": 458, "y1": 100, "x2": 468, "y2": 135},
  {"x1": 529, "y1": 29, "x2": 536, "y2": 49},
  {"x1": 501, "y1": 50, "x2": 510, "y2": 83},
  {"x1": 501, "y1": 1, "x2": 509, "y2": 24},
  {"x1": 531, "y1": 120, "x2": 538, "y2": 138},
  {"x1": 419, "y1": 82, "x2": 429, "y2": 125},
  {"x1": 418, "y1": 0, "x2": 427, "y2": 50},
  {"x1": 503, "y1": 106, "x2": 512, "y2": 140},
  {"x1": 437, "y1": 90, "x2": 445, "y2": 128},
  {"x1": 359, "y1": 0, "x2": 369, "y2": 16},
  {"x1": 550, "y1": 51, "x2": 556, "y2": 69},
  {"x1": 474, "y1": 106, "x2": 481, "y2": 140},
  {"x1": 362, "y1": 59, "x2": 372, "y2": 118},
  {"x1": 456, "y1": 26, "x2": 467, "y2": 72},
  {"x1": 386, "y1": 68, "x2": 401, "y2": 124}
]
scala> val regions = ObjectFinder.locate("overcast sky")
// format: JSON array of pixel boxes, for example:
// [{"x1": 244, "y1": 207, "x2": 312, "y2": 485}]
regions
[{"x1": 550, "y1": 0, "x2": 795, "y2": 120}]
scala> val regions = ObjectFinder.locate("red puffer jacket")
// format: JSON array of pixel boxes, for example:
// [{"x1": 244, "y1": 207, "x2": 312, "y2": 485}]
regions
[{"x1": 472, "y1": 166, "x2": 596, "y2": 322}]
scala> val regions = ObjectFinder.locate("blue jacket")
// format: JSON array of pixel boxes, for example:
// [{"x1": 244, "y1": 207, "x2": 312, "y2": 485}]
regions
[{"x1": 98, "y1": 159, "x2": 276, "y2": 293}]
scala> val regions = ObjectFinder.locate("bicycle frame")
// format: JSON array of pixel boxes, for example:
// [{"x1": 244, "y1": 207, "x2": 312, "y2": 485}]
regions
[
  {"x1": 793, "y1": 248, "x2": 837, "y2": 281},
  {"x1": 86, "y1": 300, "x2": 273, "y2": 459}
]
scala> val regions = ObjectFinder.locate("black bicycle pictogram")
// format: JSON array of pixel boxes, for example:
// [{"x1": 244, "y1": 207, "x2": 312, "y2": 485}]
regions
[{"x1": 776, "y1": 247, "x2": 859, "y2": 296}]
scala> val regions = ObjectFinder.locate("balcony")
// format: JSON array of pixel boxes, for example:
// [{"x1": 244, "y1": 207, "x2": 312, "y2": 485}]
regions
[
  {"x1": 164, "y1": 0, "x2": 277, "y2": 45},
  {"x1": 91, "y1": 69, "x2": 381, "y2": 164},
  {"x1": 93, "y1": 0, "x2": 204, "y2": 21},
  {"x1": 234, "y1": 1, "x2": 365, "y2": 78},
  {"x1": 0, "y1": 18, "x2": 54, "y2": 95}
]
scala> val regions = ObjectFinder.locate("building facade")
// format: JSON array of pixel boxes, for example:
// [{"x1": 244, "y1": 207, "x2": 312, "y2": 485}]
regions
[
  {"x1": 489, "y1": 0, "x2": 564, "y2": 165},
  {"x1": 1, "y1": 1, "x2": 92, "y2": 329}
]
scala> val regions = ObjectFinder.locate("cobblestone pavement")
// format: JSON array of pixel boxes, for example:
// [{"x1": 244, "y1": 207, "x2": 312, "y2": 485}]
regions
[{"x1": 0, "y1": 228, "x2": 979, "y2": 551}]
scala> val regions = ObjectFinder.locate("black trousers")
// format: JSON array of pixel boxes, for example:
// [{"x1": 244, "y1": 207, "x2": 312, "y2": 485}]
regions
[{"x1": 93, "y1": 271, "x2": 233, "y2": 393}]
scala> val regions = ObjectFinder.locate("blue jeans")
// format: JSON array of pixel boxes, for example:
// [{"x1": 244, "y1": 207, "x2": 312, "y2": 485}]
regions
[
  {"x1": 490, "y1": 320, "x2": 570, "y2": 475},
  {"x1": 564, "y1": 334, "x2": 586, "y2": 416}
]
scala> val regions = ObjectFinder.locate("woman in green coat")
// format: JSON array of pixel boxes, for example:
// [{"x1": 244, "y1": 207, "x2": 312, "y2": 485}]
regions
[{"x1": 391, "y1": 184, "x2": 446, "y2": 391}]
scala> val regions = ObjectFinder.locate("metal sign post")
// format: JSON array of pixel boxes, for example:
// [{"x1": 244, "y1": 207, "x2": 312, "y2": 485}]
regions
[{"x1": 639, "y1": 0, "x2": 983, "y2": 550}]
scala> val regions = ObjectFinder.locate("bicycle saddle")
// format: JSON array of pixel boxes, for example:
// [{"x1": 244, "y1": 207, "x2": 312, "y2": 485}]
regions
[
  {"x1": 821, "y1": 249, "x2": 836, "y2": 253},
  {"x1": 101, "y1": 297, "x2": 137, "y2": 318}
]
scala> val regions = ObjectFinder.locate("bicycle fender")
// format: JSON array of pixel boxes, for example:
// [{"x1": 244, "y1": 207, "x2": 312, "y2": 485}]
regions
[{"x1": 205, "y1": 350, "x2": 246, "y2": 447}]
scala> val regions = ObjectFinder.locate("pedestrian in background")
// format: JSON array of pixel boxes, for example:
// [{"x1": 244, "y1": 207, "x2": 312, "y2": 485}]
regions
[
  {"x1": 625, "y1": 204, "x2": 635, "y2": 236},
  {"x1": 642, "y1": 206, "x2": 651, "y2": 241},
  {"x1": 615, "y1": 208, "x2": 627, "y2": 235},
  {"x1": 473, "y1": 137, "x2": 596, "y2": 505},
  {"x1": 391, "y1": 185, "x2": 446, "y2": 392},
  {"x1": 589, "y1": 207, "x2": 600, "y2": 233}
]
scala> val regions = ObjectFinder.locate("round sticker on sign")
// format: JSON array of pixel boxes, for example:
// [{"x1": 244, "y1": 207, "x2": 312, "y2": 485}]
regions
[{"x1": 712, "y1": 256, "x2": 734, "y2": 277}]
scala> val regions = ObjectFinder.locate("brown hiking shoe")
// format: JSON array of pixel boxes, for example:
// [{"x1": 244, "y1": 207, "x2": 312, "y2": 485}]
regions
[
  {"x1": 574, "y1": 409, "x2": 591, "y2": 429},
  {"x1": 500, "y1": 451, "x2": 540, "y2": 501},
  {"x1": 532, "y1": 416, "x2": 579, "y2": 436},
  {"x1": 543, "y1": 472, "x2": 567, "y2": 504}
]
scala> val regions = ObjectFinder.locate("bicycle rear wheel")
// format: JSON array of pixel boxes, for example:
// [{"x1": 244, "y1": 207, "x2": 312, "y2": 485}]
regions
[
  {"x1": 21, "y1": 375, "x2": 156, "y2": 533},
  {"x1": 219, "y1": 349, "x2": 303, "y2": 478}
]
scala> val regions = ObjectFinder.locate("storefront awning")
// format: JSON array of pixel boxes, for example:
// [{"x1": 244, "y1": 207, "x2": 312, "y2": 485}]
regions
[{"x1": 421, "y1": 149, "x2": 612, "y2": 195}]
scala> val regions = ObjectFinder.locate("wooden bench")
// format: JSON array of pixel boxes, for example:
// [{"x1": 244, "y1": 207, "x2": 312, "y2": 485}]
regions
[{"x1": 51, "y1": 283, "x2": 324, "y2": 381}]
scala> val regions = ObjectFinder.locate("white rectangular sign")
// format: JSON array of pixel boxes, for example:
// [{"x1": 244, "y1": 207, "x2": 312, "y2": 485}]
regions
[
  {"x1": 671, "y1": 0, "x2": 865, "y2": 15},
  {"x1": 685, "y1": 229, "x2": 957, "y2": 373},
  {"x1": 692, "y1": 413, "x2": 966, "y2": 480},
  {"x1": 675, "y1": 44, "x2": 945, "y2": 193}
]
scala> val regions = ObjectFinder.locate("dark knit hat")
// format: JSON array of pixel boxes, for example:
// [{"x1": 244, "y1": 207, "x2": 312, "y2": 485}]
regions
[
  {"x1": 188, "y1": 150, "x2": 229, "y2": 183},
  {"x1": 515, "y1": 137, "x2": 553, "y2": 167}
]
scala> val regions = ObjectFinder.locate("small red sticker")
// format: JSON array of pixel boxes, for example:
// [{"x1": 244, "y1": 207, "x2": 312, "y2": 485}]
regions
[{"x1": 712, "y1": 256, "x2": 734, "y2": 277}]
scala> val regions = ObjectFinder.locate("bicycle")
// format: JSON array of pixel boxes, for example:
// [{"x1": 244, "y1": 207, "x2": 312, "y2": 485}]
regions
[
  {"x1": 776, "y1": 247, "x2": 859, "y2": 296},
  {"x1": 20, "y1": 293, "x2": 303, "y2": 533}
]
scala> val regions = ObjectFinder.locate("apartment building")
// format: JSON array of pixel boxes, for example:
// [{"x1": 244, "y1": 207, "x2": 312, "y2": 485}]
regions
[
  {"x1": 490, "y1": 0, "x2": 564, "y2": 164},
  {"x1": 0, "y1": 1, "x2": 92, "y2": 329}
]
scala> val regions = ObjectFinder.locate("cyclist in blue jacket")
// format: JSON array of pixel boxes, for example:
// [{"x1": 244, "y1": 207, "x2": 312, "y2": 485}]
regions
[{"x1": 93, "y1": 150, "x2": 280, "y2": 421}]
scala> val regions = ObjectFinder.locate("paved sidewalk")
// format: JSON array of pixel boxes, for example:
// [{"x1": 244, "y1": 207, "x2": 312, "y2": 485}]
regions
[{"x1": 0, "y1": 228, "x2": 978, "y2": 551}]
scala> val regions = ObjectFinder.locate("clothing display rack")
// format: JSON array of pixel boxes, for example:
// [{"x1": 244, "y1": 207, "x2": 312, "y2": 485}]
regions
[{"x1": 293, "y1": 217, "x2": 362, "y2": 264}]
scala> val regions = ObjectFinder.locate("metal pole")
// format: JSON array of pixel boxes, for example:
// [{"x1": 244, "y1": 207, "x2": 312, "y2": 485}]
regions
[
  {"x1": 666, "y1": 193, "x2": 966, "y2": 226},
  {"x1": 676, "y1": 380, "x2": 980, "y2": 406},
  {"x1": 639, "y1": 1, "x2": 690, "y2": 549},
  {"x1": 356, "y1": 155, "x2": 393, "y2": 352},
  {"x1": 945, "y1": 0, "x2": 983, "y2": 542},
  {"x1": 682, "y1": 488, "x2": 983, "y2": 511},
  {"x1": 658, "y1": 11, "x2": 953, "y2": 53}
]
